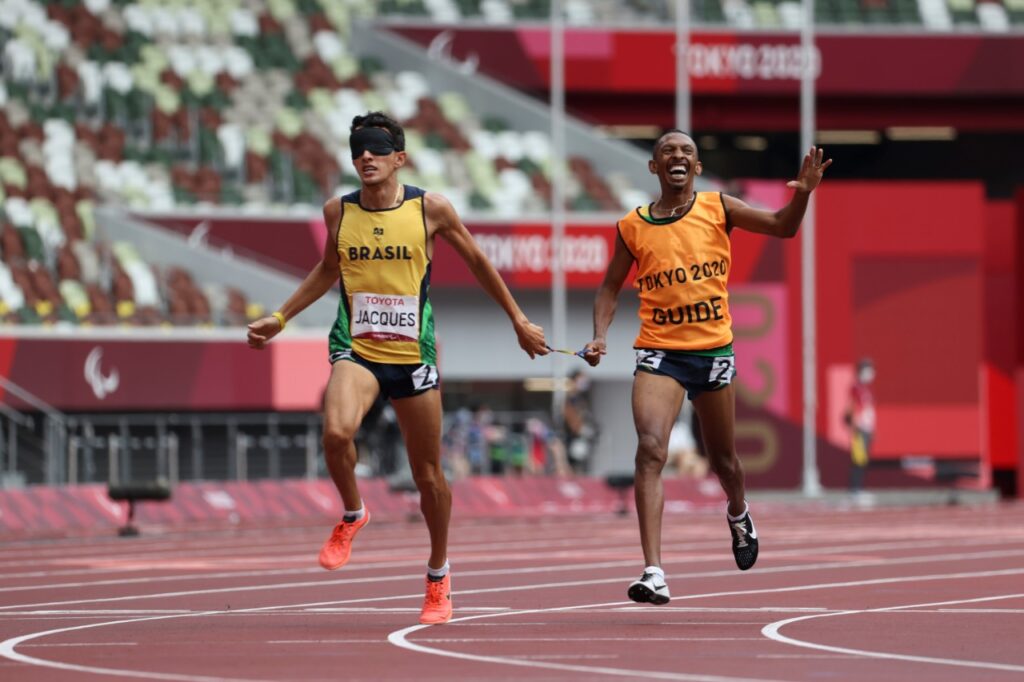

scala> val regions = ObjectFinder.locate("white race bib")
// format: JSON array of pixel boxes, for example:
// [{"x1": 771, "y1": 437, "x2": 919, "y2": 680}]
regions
[{"x1": 351, "y1": 292, "x2": 419, "y2": 342}]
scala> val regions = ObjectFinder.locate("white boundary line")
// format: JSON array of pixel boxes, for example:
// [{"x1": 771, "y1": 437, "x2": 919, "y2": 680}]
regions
[
  {"x1": 5, "y1": 545, "x2": 1023, "y2": 612},
  {"x1": 384, "y1": 567, "x2": 1024, "y2": 681},
  {"x1": 762, "y1": 592, "x2": 1024, "y2": 673},
  {"x1": 3, "y1": 555, "x2": 1024, "y2": 680}
]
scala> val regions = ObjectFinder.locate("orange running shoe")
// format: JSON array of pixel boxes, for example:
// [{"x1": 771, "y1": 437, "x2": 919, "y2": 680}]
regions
[
  {"x1": 419, "y1": 573, "x2": 452, "y2": 625},
  {"x1": 317, "y1": 510, "x2": 370, "y2": 570}
]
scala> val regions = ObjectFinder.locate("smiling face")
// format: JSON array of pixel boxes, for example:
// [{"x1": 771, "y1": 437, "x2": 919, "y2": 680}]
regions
[{"x1": 649, "y1": 131, "x2": 702, "y2": 191}]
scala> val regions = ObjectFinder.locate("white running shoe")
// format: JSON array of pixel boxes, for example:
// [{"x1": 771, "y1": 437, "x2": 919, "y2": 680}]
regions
[{"x1": 627, "y1": 571, "x2": 671, "y2": 605}]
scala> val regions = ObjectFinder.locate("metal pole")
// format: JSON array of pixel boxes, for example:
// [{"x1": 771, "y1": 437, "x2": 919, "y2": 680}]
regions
[
  {"x1": 120, "y1": 417, "x2": 131, "y2": 483},
  {"x1": 550, "y1": 0, "x2": 568, "y2": 427},
  {"x1": 191, "y1": 416, "x2": 203, "y2": 480},
  {"x1": 156, "y1": 416, "x2": 167, "y2": 483},
  {"x1": 68, "y1": 434, "x2": 78, "y2": 485},
  {"x1": 800, "y1": 0, "x2": 822, "y2": 497},
  {"x1": 305, "y1": 416, "x2": 318, "y2": 480},
  {"x1": 268, "y1": 413, "x2": 280, "y2": 479},
  {"x1": 675, "y1": 0, "x2": 691, "y2": 133},
  {"x1": 108, "y1": 434, "x2": 119, "y2": 485},
  {"x1": 168, "y1": 432, "x2": 179, "y2": 487}
]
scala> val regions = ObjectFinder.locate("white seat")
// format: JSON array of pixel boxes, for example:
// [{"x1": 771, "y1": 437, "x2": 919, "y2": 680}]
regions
[
  {"x1": 918, "y1": 0, "x2": 954, "y2": 28},
  {"x1": 217, "y1": 123, "x2": 246, "y2": 170},
  {"x1": 71, "y1": 241, "x2": 101, "y2": 284},
  {"x1": 123, "y1": 4, "x2": 155, "y2": 36},
  {"x1": 566, "y1": 0, "x2": 596, "y2": 24},
  {"x1": 977, "y1": 1, "x2": 1010, "y2": 30},
  {"x1": 2, "y1": 197, "x2": 33, "y2": 228},
  {"x1": 101, "y1": 62, "x2": 134, "y2": 94},
  {"x1": 384, "y1": 91, "x2": 418, "y2": 122},
  {"x1": 194, "y1": 46, "x2": 225, "y2": 77},
  {"x1": 179, "y1": 6, "x2": 208, "y2": 39},
  {"x1": 777, "y1": 1, "x2": 804, "y2": 28},
  {"x1": 468, "y1": 130, "x2": 499, "y2": 160},
  {"x1": 481, "y1": 0, "x2": 514, "y2": 23},
  {"x1": 167, "y1": 45, "x2": 198, "y2": 78},
  {"x1": 495, "y1": 130, "x2": 525, "y2": 162},
  {"x1": 40, "y1": 19, "x2": 70, "y2": 53},
  {"x1": 3, "y1": 40, "x2": 36, "y2": 82},
  {"x1": 412, "y1": 147, "x2": 446, "y2": 179},
  {"x1": 0, "y1": 262, "x2": 27, "y2": 312},
  {"x1": 520, "y1": 131, "x2": 551, "y2": 163},
  {"x1": 77, "y1": 61, "x2": 104, "y2": 105},
  {"x1": 230, "y1": 8, "x2": 260, "y2": 37},
  {"x1": 223, "y1": 46, "x2": 254, "y2": 80},
  {"x1": 313, "y1": 31, "x2": 346, "y2": 63},
  {"x1": 84, "y1": 0, "x2": 111, "y2": 14}
]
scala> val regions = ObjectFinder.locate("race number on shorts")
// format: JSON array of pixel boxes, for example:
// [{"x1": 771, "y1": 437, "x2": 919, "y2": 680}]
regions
[
  {"x1": 636, "y1": 349, "x2": 666, "y2": 370},
  {"x1": 710, "y1": 356, "x2": 736, "y2": 384},
  {"x1": 351, "y1": 292, "x2": 419, "y2": 342}
]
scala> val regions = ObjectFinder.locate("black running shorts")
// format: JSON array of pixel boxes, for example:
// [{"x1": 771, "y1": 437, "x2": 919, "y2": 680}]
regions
[
  {"x1": 329, "y1": 349, "x2": 440, "y2": 400},
  {"x1": 634, "y1": 347, "x2": 736, "y2": 400}
]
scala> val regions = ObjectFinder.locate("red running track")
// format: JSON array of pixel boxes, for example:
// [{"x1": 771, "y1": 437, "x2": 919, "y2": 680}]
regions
[{"x1": 1, "y1": 502, "x2": 1023, "y2": 681}]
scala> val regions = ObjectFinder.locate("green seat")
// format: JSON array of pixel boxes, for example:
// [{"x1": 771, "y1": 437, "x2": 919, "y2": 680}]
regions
[{"x1": 18, "y1": 228, "x2": 45, "y2": 262}]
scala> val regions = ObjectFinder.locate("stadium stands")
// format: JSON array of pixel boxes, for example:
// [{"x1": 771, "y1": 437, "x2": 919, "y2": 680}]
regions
[
  {"x1": 373, "y1": 0, "x2": 1022, "y2": 27},
  {"x1": 0, "y1": 0, "x2": 658, "y2": 326},
  {"x1": 1, "y1": 0, "x2": 1016, "y2": 327}
]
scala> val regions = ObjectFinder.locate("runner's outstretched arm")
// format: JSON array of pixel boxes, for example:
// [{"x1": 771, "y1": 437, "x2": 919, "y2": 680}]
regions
[
  {"x1": 247, "y1": 198, "x2": 342, "y2": 349},
  {"x1": 583, "y1": 231, "x2": 635, "y2": 367},
  {"x1": 426, "y1": 193, "x2": 549, "y2": 359},
  {"x1": 723, "y1": 146, "x2": 832, "y2": 238}
]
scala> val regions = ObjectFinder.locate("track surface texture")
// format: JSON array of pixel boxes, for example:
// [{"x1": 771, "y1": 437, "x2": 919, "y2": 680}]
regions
[{"x1": 1, "y1": 502, "x2": 1023, "y2": 681}]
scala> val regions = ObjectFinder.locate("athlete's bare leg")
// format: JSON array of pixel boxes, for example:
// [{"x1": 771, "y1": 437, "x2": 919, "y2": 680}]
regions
[
  {"x1": 691, "y1": 384, "x2": 746, "y2": 517},
  {"x1": 392, "y1": 389, "x2": 450, "y2": 569},
  {"x1": 322, "y1": 361, "x2": 381, "y2": 511},
  {"x1": 632, "y1": 371, "x2": 686, "y2": 568}
]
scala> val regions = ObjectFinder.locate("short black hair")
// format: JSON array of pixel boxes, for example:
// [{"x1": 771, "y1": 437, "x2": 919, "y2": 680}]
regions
[
  {"x1": 351, "y1": 111, "x2": 405, "y2": 152},
  {"x1": 652, "y1": 128, "x2": 694, "y2": 157}
]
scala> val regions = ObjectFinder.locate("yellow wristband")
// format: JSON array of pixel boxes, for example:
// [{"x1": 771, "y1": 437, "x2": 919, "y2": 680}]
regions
[{"x1": 271, "y1": 311, "x2": 287, "y2": 330}]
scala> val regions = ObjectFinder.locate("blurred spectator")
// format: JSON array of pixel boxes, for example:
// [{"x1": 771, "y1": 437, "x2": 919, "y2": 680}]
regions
[
  {"x1": 505, "y1": 422, "x2": 530, "y2": 476},
  {"x1": 563, "y1": 369, "x2": 599, "y2": 474},
  {"x1": 844, "y1": 358, "x2": 877, "y2": 495},
  {"x1": 667, "y1": 400, "x2": 708, "y2": 478},
  {"x1": 527, "y1": 416, "x2": 570, "y2": 476},
  {"x1": 465, "y1": 404, "x2": 505, "y2": 475}
]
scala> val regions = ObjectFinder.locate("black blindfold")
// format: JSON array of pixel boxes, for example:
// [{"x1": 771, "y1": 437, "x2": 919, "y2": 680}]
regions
[{"x1": 350, "y1": 127, "x2": 399, "y2": 159}]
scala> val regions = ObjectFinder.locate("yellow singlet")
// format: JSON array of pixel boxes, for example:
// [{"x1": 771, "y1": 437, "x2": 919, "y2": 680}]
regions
[
  {"x1": 328, "y1": 185, "x2": 436, "y2": 365},
  {"x1": 617, "y1": 192, "x2": 733, "y2": 351}
]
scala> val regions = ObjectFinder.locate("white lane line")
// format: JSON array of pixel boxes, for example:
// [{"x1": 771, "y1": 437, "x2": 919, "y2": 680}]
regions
[
  {"x1": 0, "y1": 559, "x2": 639, "y2": 610},
  {"x1": 931, "y1": 608, "x2": 1024, "y2": 614},
  {"x1": 614, "y1": 607, "x2": 835, "y2": 613},
  {"x1": 268, "y1": 640, "x2": 388, "y2": 645},
  {"x1": 416, "y1": 637, "x2": 767, "y2": 643},
  {"x1": 388, "y1": 600, "x2": 788, "y2": 682},
  {"x1": 1, "y1": 610, "x2": 192, "y2": 616},
  {"x1": 386, "y1": 567, "x2": 1024, "y2": 682},
  {"x1": 20, "y1": 643, "x2": 138, "y2": 648},
  {"x1": 4, "y1": 558, "x2": 1024, "y2": 682},
  {"x1": 0, "y1": 534, "x2": 649, "y2": 589},
  {"x1": 6, "y1": 544, "x2": 1024, "y2": 612},
  {"x1": 755, "y1": 654, "x2": 861, "y2": 659},
  {"x1": 762, "y1": 592, "x2": 1024, "y2": 673},
  {"x1": 4, "y1": 533, "x2": 1016, "y2": 589},
  {"x1": 305, "y1": 607, "x2": 509, "y2": 613},
  {"x1": 0, "y1": 532, "x2": 630, "y2": 572},
  {"x1": 511, "y1": 654, "x2": 620, "y2": 660},
  {"x1": 0, "y1": 613, "x2": 263, "y2": 682}
]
